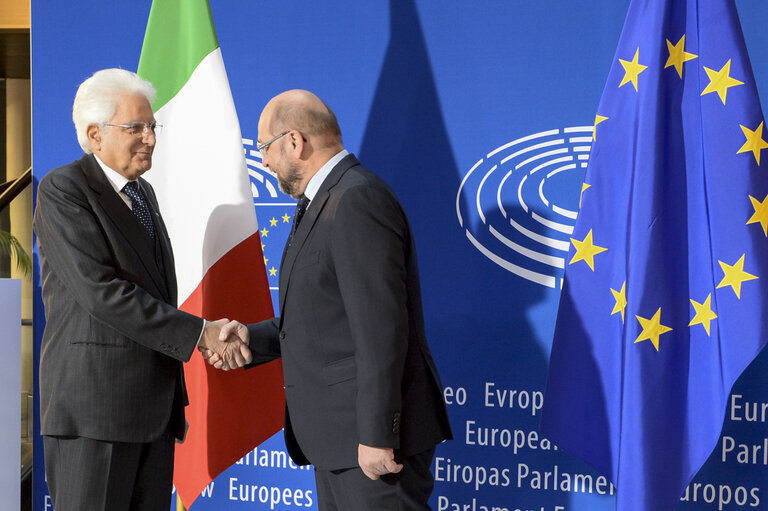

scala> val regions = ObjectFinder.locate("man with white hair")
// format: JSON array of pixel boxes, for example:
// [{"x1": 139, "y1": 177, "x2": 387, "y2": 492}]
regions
[{"x1": 33, "y1": 68, "x2": 251, "y2": 511}]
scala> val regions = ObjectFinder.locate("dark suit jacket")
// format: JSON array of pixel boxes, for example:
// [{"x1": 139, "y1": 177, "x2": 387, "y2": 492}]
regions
[
  {"x1": 248, "y1": 154, "x2": 452, "y2": 470},
  {"x1": 34, "y1": 154, "x2": 203, "y2": 443}
]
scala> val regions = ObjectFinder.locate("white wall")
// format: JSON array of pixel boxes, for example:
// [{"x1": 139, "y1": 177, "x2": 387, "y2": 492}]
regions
[{"x1": 0, "y1": 279, "x2": 21, "y2": 509}]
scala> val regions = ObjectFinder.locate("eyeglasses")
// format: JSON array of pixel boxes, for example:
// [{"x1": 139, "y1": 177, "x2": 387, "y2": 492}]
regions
[
  {"x1": 103, "y1": 121, "x2": 163, "y2": 137},
  {"x1": 256, "y1": 131, "x2": 289, "y2": 156}
]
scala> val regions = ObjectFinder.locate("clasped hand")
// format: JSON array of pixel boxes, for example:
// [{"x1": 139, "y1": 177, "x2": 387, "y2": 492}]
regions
[
  {"x1": 358, "y1": 444, "x2": 403, "y2": 480},
  {"x1": 197, "y1": 319, "x2": 252, "y2": 371}
]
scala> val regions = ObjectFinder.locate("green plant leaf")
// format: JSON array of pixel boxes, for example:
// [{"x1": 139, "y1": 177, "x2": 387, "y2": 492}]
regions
[{"x1": 0, "y1": 230, "x2": 32, "y2": 278}]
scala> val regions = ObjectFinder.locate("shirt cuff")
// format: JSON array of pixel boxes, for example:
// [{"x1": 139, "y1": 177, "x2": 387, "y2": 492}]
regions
[{"x1": 196, "y1": 319, "x2": 206, "y2": 347}]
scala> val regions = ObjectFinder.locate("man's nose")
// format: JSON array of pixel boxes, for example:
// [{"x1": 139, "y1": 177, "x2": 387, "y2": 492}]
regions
[{"x1": 142, "y1": 129, "x2": 156, "y2": 146}]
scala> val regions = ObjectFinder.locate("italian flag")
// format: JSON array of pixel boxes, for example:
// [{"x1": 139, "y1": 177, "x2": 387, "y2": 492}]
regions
[{"x1": 137, "y1": 1, "x2": 284, "y2": 508}]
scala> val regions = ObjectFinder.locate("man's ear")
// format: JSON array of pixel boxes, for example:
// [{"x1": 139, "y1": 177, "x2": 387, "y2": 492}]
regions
[
  {"x1": 86, "y1": 124, "x2": 102, "y2": 151},
  {"x1": 288, "y1": 130, "x2": 305, "y2": 156},
  {"x1": 288, "y1": 130, "x2": 310, "y2": 160}
]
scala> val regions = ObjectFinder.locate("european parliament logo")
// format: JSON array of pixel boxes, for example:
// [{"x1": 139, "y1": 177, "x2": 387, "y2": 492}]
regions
[
  {"x1": 456, "y1": 126, "x2": 594, "y2": 289},
  {"x1": 243, "y1": 137, "x2": 295, "y2": 302}
]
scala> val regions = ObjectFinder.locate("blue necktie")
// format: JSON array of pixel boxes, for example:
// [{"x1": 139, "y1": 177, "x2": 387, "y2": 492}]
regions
[
  {"x1": 123, "y1": 181, "x2": 156, "y2": 240},
  {"x1": 288, "y1": 195, "x2": 310, "y2": 246}
]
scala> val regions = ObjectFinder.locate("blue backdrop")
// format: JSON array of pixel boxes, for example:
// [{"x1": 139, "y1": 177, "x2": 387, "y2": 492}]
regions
[{"x1": 31, "y1": 2, "x2": 768, "y2": 510}]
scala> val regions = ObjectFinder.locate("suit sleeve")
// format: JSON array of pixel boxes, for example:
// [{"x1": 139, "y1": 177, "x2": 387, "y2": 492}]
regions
[
  {"x1": 247, "y1": 317, "x2": 281, "y2": 364},
  {"x1": 331, "y1": 185, "x2": 409, "y2": 448},
  {"x1": 34, "y1": 170, "x2": 203, "y2": 361}
]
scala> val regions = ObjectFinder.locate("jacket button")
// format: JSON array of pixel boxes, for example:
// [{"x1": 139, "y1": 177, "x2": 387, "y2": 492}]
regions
[{"x1": 279, "y1": 331, "x2": 286, "y2": 340}]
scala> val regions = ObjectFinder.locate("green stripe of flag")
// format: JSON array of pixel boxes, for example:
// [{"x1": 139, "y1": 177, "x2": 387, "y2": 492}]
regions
[{"x1": 138, "y1": 0, "x2": 219, "y2": 110}]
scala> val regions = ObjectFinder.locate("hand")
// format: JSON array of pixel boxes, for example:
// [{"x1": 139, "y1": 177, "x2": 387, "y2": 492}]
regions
[
  {"x1": 199, "y1": 319, "x2": 251, "y2": 370},
  {"x1": 201, "y1": 320, "x2": 250, "y2": 370},
  {"x1": 198, "y1": 319, "x2": 252, "y2": 370},
  {"x1": 358, "y1": 444, "x2": 403, "y2": 480}
]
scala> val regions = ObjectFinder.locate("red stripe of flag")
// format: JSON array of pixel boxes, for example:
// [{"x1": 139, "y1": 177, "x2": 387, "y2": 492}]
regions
[{"x1": 174, "y1": 232, "x2": 284, "y2": 508}]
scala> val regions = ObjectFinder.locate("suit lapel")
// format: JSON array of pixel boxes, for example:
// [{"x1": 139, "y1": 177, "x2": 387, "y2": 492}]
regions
[
  {"x1": 79, "y1": 155, "x2": 169, "y2": 298},
  {"x1": 278, "y1": 154, "x2": 361, "y2": 316},
  {"x1": 140, "y1": 177, "x2": 177, "y2": 304}
]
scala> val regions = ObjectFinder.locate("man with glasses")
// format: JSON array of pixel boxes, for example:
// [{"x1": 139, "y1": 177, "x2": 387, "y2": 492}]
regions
[
  {"x1": 34, "y1": 68, "x2": 251, "y2": 511},
  {"x1": 208, "y1": 89, "x2": 453, "y2": 510}
]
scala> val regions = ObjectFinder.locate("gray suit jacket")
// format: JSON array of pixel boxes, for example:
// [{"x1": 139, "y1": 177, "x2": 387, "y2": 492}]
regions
[
  {"x1": 248, "y1": 154, "x2": 452, "y2": 470},
  {"x1": 34, "y1": 154, "x2": 203, "y2": 443}
]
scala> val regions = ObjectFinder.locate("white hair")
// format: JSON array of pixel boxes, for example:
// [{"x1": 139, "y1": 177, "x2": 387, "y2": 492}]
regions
[{"x1": 72, "y1": 68, "x2": 156, "y2": 153}]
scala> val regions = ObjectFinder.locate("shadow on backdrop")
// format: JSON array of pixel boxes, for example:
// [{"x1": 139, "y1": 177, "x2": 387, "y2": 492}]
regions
[{"x1": 355, "y1": 1, "x2": 592, "y2": 509}]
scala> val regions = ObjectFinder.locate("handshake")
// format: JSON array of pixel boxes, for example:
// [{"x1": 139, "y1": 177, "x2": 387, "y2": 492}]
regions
[{"x1": 197, "y1": 319, "x2": 251, "y2": 371}]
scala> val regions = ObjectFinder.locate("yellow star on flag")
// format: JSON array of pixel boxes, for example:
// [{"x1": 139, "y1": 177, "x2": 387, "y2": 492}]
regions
[
  {"x1": 261, "y1": 242, "x2": 266, "y2": 251},
  {"x1": 569, "y1": 229, "x2": 607, "y2": 271},
  {"x1": 701, "y1": 59, "x2": 743, "y2": 104},
  {"x1": 634, "y1": 308, "x2": 673, "y2": 351},
  {"x1": 269, "y1": 267, "x2": 278, "y2": 276},
  {"x1": 688, "y1": 294, "x2": 717, "y2": 336},
  {"x1": 263, "y1": 256, "x2": 268, "y2": 265},
  {"x1": 737, "y1": 121, "x2": 768, "y2": 165},
  {"x1": 619, "y1": 48, "x2": 648, "y2": 91},
  {"x1": 610, "y1": 281, "x2": 627, "y2": 323},
  {"x1": 269, "y1": 217, "x2": 278, "y2": 227},
  {"x1": 747, "y1": 194, "x2": 768, "y2": 236},
  {"x1": 665, "y1": 35, "x2": 698, "y2": 78},
  {"x1": 717, "y1": 254, "x2": 758, "y2": 299},
  {"x1": 579, "y1": 183, "x2": 591, "y2": 208},
  {"x1": 593, "y1": 115, "x2": 608, "y2": 141},
  {"x1": 260, "y1": 227, "x2": 269, "y2": 237},
  {"x1": 282, "y1": 213, "x2": 291, "y2": 223}
]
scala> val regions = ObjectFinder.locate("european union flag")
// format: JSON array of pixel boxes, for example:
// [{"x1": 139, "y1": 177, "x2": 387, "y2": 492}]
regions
[{"x1": 540, "y1": 1, "x2": 768, "y2": 510}]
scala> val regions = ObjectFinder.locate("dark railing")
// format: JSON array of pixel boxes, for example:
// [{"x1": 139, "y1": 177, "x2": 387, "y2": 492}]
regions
[{"x1": 0, "y1": 167, "x2": 31, "y2": 212}]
